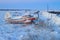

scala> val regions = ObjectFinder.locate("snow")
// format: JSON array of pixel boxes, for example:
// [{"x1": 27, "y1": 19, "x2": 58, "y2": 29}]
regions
[
  {"x1": 53, "y1": 16, "x2": 60, "y2": 25},
  {"x1": 24, "y1": 11, "x2": 30, "y2": 15},
  {"x1": 42, "y1": 11, "x2": 52, "y2": 19},
  {"x1": 41, "y1": 11, "x2": 60, "y2": 25},
  {"x1": 0, "y1": 11, "x2": 60, "y2": 40}
]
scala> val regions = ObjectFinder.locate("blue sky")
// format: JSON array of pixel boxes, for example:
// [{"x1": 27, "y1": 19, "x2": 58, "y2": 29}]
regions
[{"x1": 0, "y1": 0, "x2": 60, "y2": 10}]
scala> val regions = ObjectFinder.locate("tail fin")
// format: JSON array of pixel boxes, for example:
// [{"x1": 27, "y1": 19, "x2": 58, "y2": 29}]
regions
[{"x1": 5, "y1": 12, "x2": 11, "y2": 20}]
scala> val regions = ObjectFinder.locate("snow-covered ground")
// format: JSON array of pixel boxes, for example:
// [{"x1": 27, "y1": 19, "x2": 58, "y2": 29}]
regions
[
  {"x1": 41, "y1": 11, "x2": 60, "y2": 25},
  {"x1": 0, "y1": 11, "x2": 60, "y2": 40}
]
